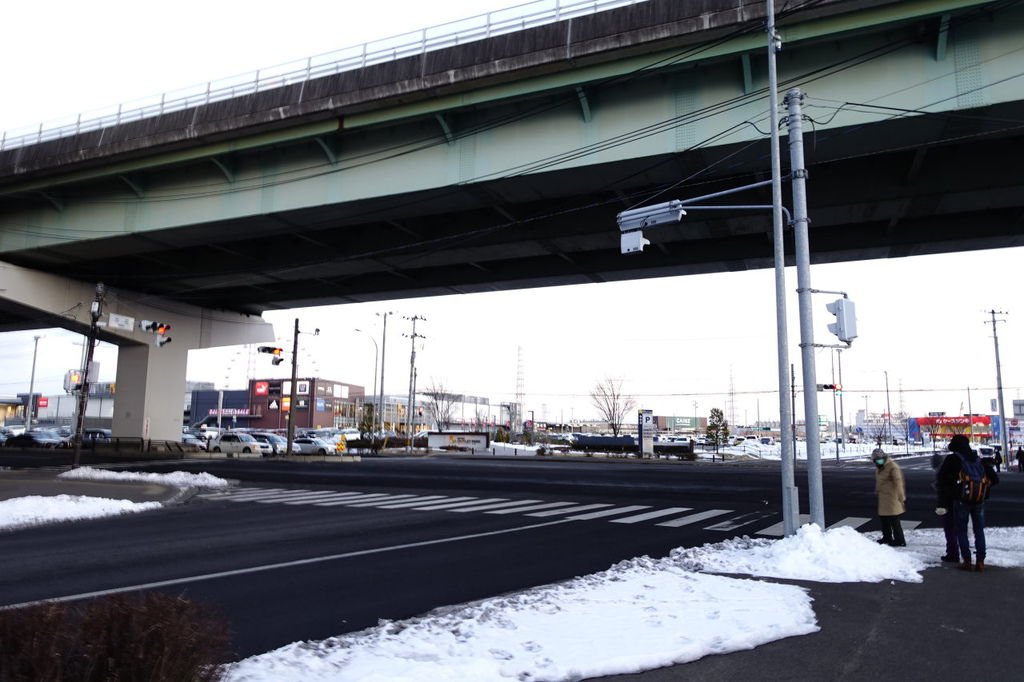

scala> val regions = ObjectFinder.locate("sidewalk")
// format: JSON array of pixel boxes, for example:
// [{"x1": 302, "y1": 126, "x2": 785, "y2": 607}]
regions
[{"x1": 594, "y1": 561, "x2": 1023, "y2": 681}]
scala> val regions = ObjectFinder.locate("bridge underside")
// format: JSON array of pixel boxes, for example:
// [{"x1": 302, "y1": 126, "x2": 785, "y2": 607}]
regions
[{"x1": 2, "y1": 98, "x2": 1021, "y2": 318}]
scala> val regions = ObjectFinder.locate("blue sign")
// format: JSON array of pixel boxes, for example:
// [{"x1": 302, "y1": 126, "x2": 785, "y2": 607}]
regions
[{"x1": 316, "y1": 398, "x2": 326, "y2": 412}]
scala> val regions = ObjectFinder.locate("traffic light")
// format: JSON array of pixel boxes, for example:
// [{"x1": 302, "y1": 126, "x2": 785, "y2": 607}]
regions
[
  {"x1": 139, "y1": 320, "x2": 172, "y2": 347},
  {"x1": 825, "y1": 298, "x2": 857, "y2": 344},
  {"x1": 818, "y1": 384, "x2": 842, "y2": 391},
  {"x1": 258, "y1": 346, "x2": 285, "y2": 365}
]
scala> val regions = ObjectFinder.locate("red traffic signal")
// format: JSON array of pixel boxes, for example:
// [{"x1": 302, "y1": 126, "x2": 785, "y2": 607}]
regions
[
  {"x1": 258, "y1": 346, "x2": 285, "y2": 364},
  {"x1": 140, "y1": 320, "x2": 172, "y2": 347},
  {"x1": 819, "y1": 383, "x2": 842, "y2": 391}
]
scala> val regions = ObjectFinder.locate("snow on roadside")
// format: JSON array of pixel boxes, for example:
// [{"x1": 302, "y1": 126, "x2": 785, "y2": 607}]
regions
[
  {"x1": 0, "y1": 494, "x2": 161, "y2": 532},
  {"x1": 57, "y1": 466, "x2": 230, "y2": 489}
]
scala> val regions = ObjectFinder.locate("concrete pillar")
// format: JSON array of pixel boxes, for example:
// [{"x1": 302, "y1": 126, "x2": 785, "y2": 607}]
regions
[{"x1": 113, "y1": 341, "x2": 189, "y2": 441}]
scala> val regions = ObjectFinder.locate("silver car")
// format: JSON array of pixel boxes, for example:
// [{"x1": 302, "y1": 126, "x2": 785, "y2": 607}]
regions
[{"x1": 290, "y1": 436, "x2": 332, "y2": 455}]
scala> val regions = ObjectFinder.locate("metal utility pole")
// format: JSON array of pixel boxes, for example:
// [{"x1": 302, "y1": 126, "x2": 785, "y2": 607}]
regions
[
  {"x1": 786, "y1": 87, "x2": 825, "y2": 529},
  {"x1": 286, "y1": 317, "x2": 300, "y2": 456},
  {"x1": 884, "y1": 370, "x2": 893, "y2": 444},
  {"x1": 986, "y1": 310, "x2": 1009, "y2": 459},
  {"x1": 404, "y1": 315, "x2": 425, "y2": 451},
  {"x1": 354, "y1": 328, "x2": 379, "y2": 435},
  {"x1": 767, "y1": 0, "x2": 799, "y2": 536},
  {"x1": 26, "y1": 335, "x2": 42, "y2": 428},
  {"x1": 837, "y1": 349, "x2": 845, "y2": 452},
  {"x1": 377, "y1": 311, "x2": 393, "y2": 439},
  {"x1": 72, "y1": 283, "x2": 105, "y2": 468},
  {"x1": 831, "y1": 351, "x2": 839, "y2": 461}
]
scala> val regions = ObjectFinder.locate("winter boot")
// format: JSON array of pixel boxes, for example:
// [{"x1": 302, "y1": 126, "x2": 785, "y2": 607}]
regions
[
  {"x1": 959, "y1": 559, "x2": 974, "y2": 572},
  {"x1": 976, "y1": 559, "x2": 985, "y2": 573},
  {"x1": 940, "y1": 554, "x2": 959, "y2": 563}
]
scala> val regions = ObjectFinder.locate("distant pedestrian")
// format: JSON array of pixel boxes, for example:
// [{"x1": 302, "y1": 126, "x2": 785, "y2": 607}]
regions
[
  {"x1": 994, "y1": 449, "x2": 1003, "y2": 473},
  {"x1": 873, "y1": 448, "x2": 906, "y2": 547},
  {"x1": 937, "y1": 434, "x2": 1000, "y2": 572},
  {"x1": 1016, "y1": 445, "x2": 1023, "y2": 472}
]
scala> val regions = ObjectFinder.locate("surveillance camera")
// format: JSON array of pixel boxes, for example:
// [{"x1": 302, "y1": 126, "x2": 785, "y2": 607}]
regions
[{"x1": 617, "y1": 200, "x2": 687, "y2": 232}]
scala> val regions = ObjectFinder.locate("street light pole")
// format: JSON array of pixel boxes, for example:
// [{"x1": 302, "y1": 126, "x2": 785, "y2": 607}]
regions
[
  {"x1": 377, "y1": 311, "x2": 393, "y2": 439},
  {"x1": 884, "y1": 370, "x2": 893, "y2": 444},
  {"x1": 986, "y1": 310, "x2": 1010, "y2": 460},
  {"x1": 354, "y1": 328, "x2": 379, "y2": 435},
  {"x1": 26, "y1": 335, "x2": 42, "y2": 428},
  {"x1": 72, "y1": 283, "x2": 104, "y2": 468}
]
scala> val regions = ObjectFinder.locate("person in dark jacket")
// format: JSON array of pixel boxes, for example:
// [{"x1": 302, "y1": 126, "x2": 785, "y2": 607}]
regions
[
  {"x1": 937, "y1": 434, "x2": 1000, "y2": 572},
  {"x1": 1016, "y1": 445, "x2": 1023, "y2": 472},
  {"x1": 934, "y1": 443, "x2": 961, "y2": 564}
]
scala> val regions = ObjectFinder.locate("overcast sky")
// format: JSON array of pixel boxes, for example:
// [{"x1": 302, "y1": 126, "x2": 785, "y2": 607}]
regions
[{"x1": 1, "y1": 0, "x2": 1020, "y2": 426}]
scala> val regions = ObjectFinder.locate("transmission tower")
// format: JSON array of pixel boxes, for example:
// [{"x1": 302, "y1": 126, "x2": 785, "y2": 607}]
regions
[{"x1": 727, "y1": 367, "x2": 736, "y2": 427}]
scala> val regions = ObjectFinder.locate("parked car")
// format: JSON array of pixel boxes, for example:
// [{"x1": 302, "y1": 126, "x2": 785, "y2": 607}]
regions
[
  {"x1": 208, "y1": 431, "x2": 262, "y2": 455},
  {"x1": 3, "y1": 430, "x2": 67, "y2": 448},
  {"x1": 181, "y1": 433, "x2": 206, "y2": 450},
  {"x1": 290, "y1": 436, "x2": 332, "y2": 455},
  {"x1": 251, "y1": 432, "x2": 287, "y2": 455},
  {"x1": 83, "y1": 428, "x2": 112, "y2": 443}
]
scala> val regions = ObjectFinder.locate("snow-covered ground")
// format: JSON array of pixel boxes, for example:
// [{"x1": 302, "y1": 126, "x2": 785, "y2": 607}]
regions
[{"x1": 2, "y1": 468, "x2": 1023, "y2": 681}]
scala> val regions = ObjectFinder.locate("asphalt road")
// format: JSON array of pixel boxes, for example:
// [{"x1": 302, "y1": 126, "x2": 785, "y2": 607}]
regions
[{"x1": 2, "y1": 455, "x2": 1021, "y2": 661}]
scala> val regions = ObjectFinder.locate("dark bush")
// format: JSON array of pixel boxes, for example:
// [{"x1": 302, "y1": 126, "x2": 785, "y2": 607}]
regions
[{"x1": 0, "y1": 592, "x2": 232, "y2": 681}]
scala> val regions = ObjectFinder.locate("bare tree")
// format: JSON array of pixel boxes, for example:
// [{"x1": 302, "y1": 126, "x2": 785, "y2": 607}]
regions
[
  {"x1": 590, "y1": 378, "x2": 636, "y2": 437},
  {"x1": 423, "y1": 380, "x2": 460, "y2": 432}
]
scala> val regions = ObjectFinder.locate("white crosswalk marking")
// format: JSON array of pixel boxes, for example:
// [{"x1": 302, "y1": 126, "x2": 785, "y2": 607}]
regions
[
  {"x1": 258, "y1": 491, "x2": 353, "y2": 504},
  {"x1": 525, "y1": 503, "x2": 613, "y2": 517},
  {"x1": 610, "y1": 507, "x2": 693, "y2": 524},
  {"x1": 828, "y1": 517, "x2": 871, "y2": 529},
  {"x1": 902, "y1": 519, "x2": 922, "y2": 530},
  {"x1": 566, "y1": 505, "x2": 650, "y2": 521},
  {"x1": 447, "y1": 500, "x2": 542, "y2": 513},
  {"x1": 485, "y1": 501, "x2": 578, "y2": 515},
  {"x1": 756, "y1": 515, "x2": 810, "y2": 536},
  {"x1": 656, "y1": 509, "x2": 732, "y2": 528},
  {"x1": 281, "y1": 491, "x2": 384, "y2": 505},
  {"x1": 704, "y1": 511, "x2": 776, "y2": 532},
  {"x1": 229, "y1": 489, "x2": 314, "y2": 501},
  {"x1": 345, "y1": 494, "x2": 423, "y2": 507},
  {"x1": 410, "y1": 498, "x2": 504, "y2": 511},
  {"x1": 373, "y1": 495, "x2": 453, "y2": 508},
  {"x1": 314, "y1": 493, "x2": 401, "y2": 507}
]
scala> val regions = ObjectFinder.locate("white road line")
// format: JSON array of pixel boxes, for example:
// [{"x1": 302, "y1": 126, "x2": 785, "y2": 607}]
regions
[
  {"x1": 226, "y1": 489, "x2": 314, "y2": 501},
  {"x1": 217, "y1": 488, "x2": 294, "y2": 500},
  {"x1": 372, "y1": 496, "x2": 452, "y2": 508},
  {"x1": 656, "y1": 509, "x2": 732, "y2": 528},
  {"x1": 704, "y1": 511, "x2": 775, "y2": 531},
  {"x1": 827, "y1": 517, "x2": 871, "y2": 529},
  {"x1": 279, "y1": 493, "x2": 368, "y2": 506},
  {"x1": 345, "y1": 494, "x2": 424, "y2": 507},
  {"x1": 565, "y1": 505, "x2": 650, "y2": 521},
  {"x1": 1, "y1": 517, "x2": 579, "y2": 610},
  {"x1": 257, "y1": 491, "x2": 352, "y2": 504},
  {"x1": 314, "y1": 493, "x2": 398, "y2": 507},
  {"x1": 756, "y1": 515, "x2": 810, "y2": 536},
  {"x1": 485, "y1": 501, "x2": 578, "y2": 515},
  {"x1": 902, "y1": 519, "x2": 922, "y2": 530},
  {"x1": 410, "y1": 498, "x2": 504, "y2": 511},
  {"x1": 446, "y1": 500, "x2": 542, "y2": 513},
  {"x1": 609, "y1": 507, "x2": 693, "y2": 524},
  {"x1": 526, "y1": 503, "x2": 613, "y2": 517}
]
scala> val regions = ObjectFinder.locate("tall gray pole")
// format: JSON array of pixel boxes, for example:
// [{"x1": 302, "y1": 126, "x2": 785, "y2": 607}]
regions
[
  {"x1": 786, "y1": 88, "x2": 825, "y2": 528},
  {"x1": 832, "y1": 351, "x2": 839, "y2": 461},
  {"x1": 884, "y1": 370, "x2": 893, "y2": 444},
  {"x1": 27, "y1": 335, "x2": 42, "y2": 427},
  {"x1": 72, "y1": 283, "x2": 105, "y2": 468},
  {"x1": 377, "y1": 311, "x2": 392, "y2": 438},
  {"x1": 987, "y1": 310, "x2": 1009, "y2": 459},
  {"x1": 837, "y1": 349, "x2": 845, "y2": 452},
  {"x1": 767, "y1": 0, "x2": 799, "y2": 535},
  {"x1": 286, "y1": 318, "x2": 300, "y2": 455},
  {"x1": 404, "y1": 315, "x2": 425, "y2": 451}
]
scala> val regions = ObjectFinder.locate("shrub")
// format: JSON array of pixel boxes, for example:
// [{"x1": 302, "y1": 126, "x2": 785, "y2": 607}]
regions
[{"x1": 0, "y1": 592, "x2": 231, "y2": 681}]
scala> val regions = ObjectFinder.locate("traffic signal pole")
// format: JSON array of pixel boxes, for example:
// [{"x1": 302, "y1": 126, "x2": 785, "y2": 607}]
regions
[
  {"x1": 72, "y1": 282, "x2": 105, "y2": 468},
  {"x1": 286, "y1": 317, "x2": 299, "y2": 455},
  {"x1": 787, "y1": 88, "x2": 825, "y2": 529}
]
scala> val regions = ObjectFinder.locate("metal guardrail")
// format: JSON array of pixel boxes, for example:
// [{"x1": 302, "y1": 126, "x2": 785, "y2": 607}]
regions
[{"x1": 0, "y1": 0, "x2": 647, "y2": 152}]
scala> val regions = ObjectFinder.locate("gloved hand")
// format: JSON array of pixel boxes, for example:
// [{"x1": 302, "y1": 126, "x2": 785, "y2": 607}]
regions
[{"x1": 935, "y1": 507, "x2": 947, "y2": 516}]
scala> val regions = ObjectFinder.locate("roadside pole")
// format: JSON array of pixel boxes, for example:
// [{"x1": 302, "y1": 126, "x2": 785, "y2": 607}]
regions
[
  {"x1": 72, "y1": 282, "x2": 104, "y2": 468},
  {"x1": 767, "y1": 0, "x2": 799, "y2": 535},
  {"x1": 286, "y1": 317, "x2": 299, "y2": 456},
  {"x1": 786, "y1": 88, "x2": 825, "y2": 529}
]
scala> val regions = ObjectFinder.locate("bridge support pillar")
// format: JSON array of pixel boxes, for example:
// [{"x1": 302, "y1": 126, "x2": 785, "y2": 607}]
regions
[{"x1": 112, "y1": 341, "x2": 190, "y2": 442}]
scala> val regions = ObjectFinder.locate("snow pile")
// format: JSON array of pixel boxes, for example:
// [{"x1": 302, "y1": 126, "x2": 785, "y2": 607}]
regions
[
  {"x1": 226, "y1": 559, "x2": 817, "y2": 682},
  {"x1": 868, "y1": 527, "x2": 1024, "y2": 569},
  {"x1": 0, "y1": 495, "x2": 161, "y2": 532},
  {"x1": 668, "y1": 524, "x2": 927, "y2": 583},
  {"x1": 57, "y1": 466, "x2": 230, "y2": 489}
]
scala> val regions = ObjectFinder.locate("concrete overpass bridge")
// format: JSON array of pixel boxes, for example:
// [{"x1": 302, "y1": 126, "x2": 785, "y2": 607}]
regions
[{"x1": 1, "y1": 0, "x2": 1022, "y2": 439}]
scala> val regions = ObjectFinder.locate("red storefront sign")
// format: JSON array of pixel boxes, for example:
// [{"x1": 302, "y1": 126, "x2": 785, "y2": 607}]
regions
[{"x1": 254, "y1": 381, "x2": 269, "y2": 396}]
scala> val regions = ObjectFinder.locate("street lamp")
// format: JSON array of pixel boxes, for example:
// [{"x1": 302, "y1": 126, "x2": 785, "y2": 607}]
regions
[
  {"x1": 26, "y1": 335, "x2": 42, "y2": 427},
  {"x1": 354, "y1": 328, "x2": 379, "y2": 435}
]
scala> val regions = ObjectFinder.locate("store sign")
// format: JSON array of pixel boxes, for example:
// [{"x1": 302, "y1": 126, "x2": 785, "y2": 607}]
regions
[
  {"x1": 254, "y1": 381, "x2": 269, "y2": 396},
  {"x1": 37, "y1": 397, "x2": 49, "y2": 408}
]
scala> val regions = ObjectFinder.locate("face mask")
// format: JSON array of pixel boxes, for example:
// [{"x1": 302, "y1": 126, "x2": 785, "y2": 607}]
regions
[{"x1": 874, "y1": 458, "x2": 886, "y2": 466}]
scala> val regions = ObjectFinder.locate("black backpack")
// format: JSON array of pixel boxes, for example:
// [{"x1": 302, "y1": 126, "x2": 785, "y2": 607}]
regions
[{"x1": 954, "y1": 453, "x2": 991, "y2": 503}]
